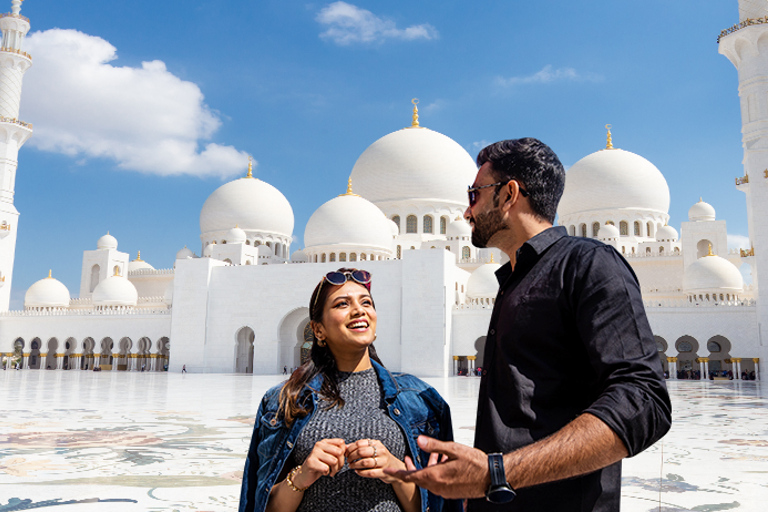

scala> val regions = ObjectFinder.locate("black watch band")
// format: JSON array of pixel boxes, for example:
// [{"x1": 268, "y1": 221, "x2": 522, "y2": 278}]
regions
[{"x1": 486, "y1": 453, "x2": 516, "y2": 504}]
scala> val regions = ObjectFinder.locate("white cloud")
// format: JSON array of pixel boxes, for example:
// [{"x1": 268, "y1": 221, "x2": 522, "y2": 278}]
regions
[
  {"x1": 470, "y1": 140, "x2": 491, "y2": 152},
  {"x1": 727, "y1": 234, "x2": 750, "y2": 251},
  {"x1": 22, "y1": 29, "x2": 250, "y2": 178},
  {"x1": 316, "y1": 2, "x2": 438, "y2": 46},
  {"x1": 495, "y1": 65, "x2": 603, "y2": 87}
]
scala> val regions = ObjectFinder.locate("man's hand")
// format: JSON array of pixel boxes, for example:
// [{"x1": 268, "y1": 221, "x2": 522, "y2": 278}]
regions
[{"x1": 383, "y1": 435, "x2": 490, "y2": 499}]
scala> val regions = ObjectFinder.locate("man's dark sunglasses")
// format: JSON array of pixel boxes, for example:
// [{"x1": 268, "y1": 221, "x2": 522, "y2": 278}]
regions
[{"x1": 467, "y1": 180, "x2": 528, "y2": 207}]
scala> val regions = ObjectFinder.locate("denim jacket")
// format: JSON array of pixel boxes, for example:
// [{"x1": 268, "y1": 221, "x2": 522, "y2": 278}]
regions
[{"x1": 238, "y1": 360, "x2": 459, "y2": 512}]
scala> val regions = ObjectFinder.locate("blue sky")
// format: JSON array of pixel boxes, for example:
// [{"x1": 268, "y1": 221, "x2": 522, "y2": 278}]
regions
[{"x1": 8, "y1": 0, "x2": 749, "y2": 308}]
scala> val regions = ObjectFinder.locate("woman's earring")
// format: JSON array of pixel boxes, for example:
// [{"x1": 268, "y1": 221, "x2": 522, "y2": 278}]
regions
[{"x1": 316, "y1": 337, "x2": 326, "y2": 347}]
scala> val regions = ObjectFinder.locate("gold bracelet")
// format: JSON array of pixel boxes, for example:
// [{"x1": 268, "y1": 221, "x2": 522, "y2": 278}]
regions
[{"x1": 286, "y1": 466, "x2": 309, "y2": 492}]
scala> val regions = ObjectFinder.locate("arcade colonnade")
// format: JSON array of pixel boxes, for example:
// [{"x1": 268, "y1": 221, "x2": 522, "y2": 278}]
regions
[{"x1": 2, "y1": 336, "x2": 170, "y2": 372}]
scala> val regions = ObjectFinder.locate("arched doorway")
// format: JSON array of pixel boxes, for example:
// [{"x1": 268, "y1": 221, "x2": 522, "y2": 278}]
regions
[
  {"x1": 474, "y1": 336, "x2": 487, "y2": 370},
  {"x1": 117, "y1": 337, "x2": 132, "y2": 371},
  {"x1": 278, "y1": 307, "x2": 312, "y2": 371},
  {"x1": 63, "y1": 337, "x2": 76, "y2": 370},
  {"x1": 137, "y1": 337, "x2": 152, "y2": 371},
  {"x1": 235, "y1": 327, "x2": 255, "y2": 373},
  {"x1": 675, "y1": 336, "x2": 699, "y2": 379},
  {"x1": 28, "y1": 338, "x2": 41, "y2": 369},
  {"x1": 706, "y1": 335, "x2": 732, "y2": 377},
  {"x1": 99, "y1": 338, "x2": 114, "y2": 370},
  {"x1": 157, "y1": 337, "x2": 170, "y2": 371},
  {"x1": 12, "y1": 338, "x2": 23, "y2": 369},
  {"x1": 45, "y1": 338, "x2": 59, "y2": 370},
  {"x1": 82, "y1": 338, "x2": 95, "y2": 370},
  {"x1": 300, "y1": 322, "x2": 313, "y2": 365}
]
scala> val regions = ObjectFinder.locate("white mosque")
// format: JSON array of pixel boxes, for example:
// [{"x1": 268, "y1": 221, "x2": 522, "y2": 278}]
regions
[{"x1": 0, "y1": 0, "x2": 766, "y2": 380}]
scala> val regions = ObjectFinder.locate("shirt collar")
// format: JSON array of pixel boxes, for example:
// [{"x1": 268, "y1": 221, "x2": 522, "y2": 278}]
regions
[{"x1": 495, "y1": 226, "x2": 567, "y2": 284}]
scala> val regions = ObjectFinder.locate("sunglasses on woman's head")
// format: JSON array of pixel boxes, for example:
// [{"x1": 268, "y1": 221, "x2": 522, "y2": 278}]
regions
[{"x1": 312, "y1": 269, "x2": 372, "y2": 317}]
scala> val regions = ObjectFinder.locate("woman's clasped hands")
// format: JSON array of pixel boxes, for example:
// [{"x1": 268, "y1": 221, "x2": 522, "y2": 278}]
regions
[{"x1": 291, "y1": 438, "x2": 404, "y2": 490}]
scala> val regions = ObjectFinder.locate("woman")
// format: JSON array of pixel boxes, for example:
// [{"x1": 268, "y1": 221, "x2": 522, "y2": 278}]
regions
[{"x1": 239, "y1": 268, "x2": 457, "y2": 512}]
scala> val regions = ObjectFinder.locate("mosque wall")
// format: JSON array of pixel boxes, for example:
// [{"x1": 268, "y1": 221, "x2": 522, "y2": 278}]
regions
[
  {"x1": 647, "y1": 306, "x2": 758, "y2": 360},
  {"x1": 451, "y1": 308, "x2": 492, "y2": 360},
  {"x1": 628, "y1": 258, "x2": 684, "y2": 298},
  {"x1": 399, "y1": 249, "x2": 455, "y2": 377}
]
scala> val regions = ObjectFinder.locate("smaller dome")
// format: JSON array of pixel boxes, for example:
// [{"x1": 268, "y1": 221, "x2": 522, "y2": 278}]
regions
[
  {"x1": 163, "y1": 281, "x2": 174, "y2": 306},
  {"x1": 92, "y1": 274, "x2": 138, "y2": 307},
  {"x1": 176, "y1": 246, "x2": 196, "y2": 259},
  {"x1": 25, "y1": 271, "x2": 70, "y2": 309},
  {"x1": 683, "y1": 253, "x2": 743, "y2": 293},
  {"x1": 655, "y1": 225, "x2": 678, "y2": 242},
  {"x1": 688, "y1": 199, "x2": 716, "y2": 222},
  {"x1": 203, "y1": 242, "x2": 215, "y2": 257},
  {"x1": 447, "y1": 218, "x2": 471, "y2": 238},
  {"x1": 598, "y1": 223, "x2": 620, "y2": 240},
  {"x1": 128, "y1": 251, "x2": 154, "y2": 272},
  {"x1": 304, "y1": 191, "x2": 393, "y2": 252},
  {"x1": 97, "y1": 232, "x2": 118, "y2": 250},
  {"x1": 224, "y1": 226, "x2": 247, "y2": 244},
  {"x1": 466, "y1": 262, "x2": 502, "y2": 299},
  {"x1": 290, "y1": 249, "x2": 308, "y2": 263}
]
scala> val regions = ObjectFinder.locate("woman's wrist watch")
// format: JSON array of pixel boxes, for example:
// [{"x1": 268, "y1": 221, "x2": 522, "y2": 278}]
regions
[{"x1": 485, "y1": 453, "x2": 516, "y2": 504}]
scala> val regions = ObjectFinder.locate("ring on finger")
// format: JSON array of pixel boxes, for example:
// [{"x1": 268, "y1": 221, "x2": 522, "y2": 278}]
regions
[
  {"x1": 372, "y1": 445, "x2": 378, "y2": 457},
  {"x1": 372, "y1": 456, "x2": 377, "y2": 467},
  {"x1": 367, "y1": 439, "x2": 373, "y2": 446}
]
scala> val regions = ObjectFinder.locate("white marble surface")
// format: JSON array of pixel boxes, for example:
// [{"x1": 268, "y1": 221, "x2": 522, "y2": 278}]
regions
[{"x1": 0, "y1": 370, "x2": 765, "y2": 511}]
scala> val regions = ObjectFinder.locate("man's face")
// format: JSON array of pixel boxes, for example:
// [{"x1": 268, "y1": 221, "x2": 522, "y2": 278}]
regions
[{"x1": 465, "y1": 162, "x2": 509, "y2": 249}]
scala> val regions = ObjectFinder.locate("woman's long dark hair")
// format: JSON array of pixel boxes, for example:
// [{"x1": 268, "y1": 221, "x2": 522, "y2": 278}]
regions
[{"x1": 278, "y1": 268, "x2": 383, "y2": 425}]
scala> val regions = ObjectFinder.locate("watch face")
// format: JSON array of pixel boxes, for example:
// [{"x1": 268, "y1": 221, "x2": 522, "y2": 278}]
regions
[{"x1": 487, "y1": 486, "x2": 516, "y2": 504}]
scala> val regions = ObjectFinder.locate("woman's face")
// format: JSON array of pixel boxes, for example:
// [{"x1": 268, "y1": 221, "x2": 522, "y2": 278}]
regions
[{"x1": 313, "y1": 281, "x2": 377, "y2": 357}]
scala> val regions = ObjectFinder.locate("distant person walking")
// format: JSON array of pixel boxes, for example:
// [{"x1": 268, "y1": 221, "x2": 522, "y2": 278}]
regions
[{"x1": 182, "y1": 364, "x2": 187, "y2": 374}]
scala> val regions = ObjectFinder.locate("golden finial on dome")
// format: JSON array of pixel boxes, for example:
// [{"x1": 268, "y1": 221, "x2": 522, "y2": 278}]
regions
[
  {"x1": 411, "y1": 98, "x2": 420, "y2": 127},
  {"x1": 340, "y1": 177, "x2": 359, "y2": 197},
  {"x1": 707, "y1": 243, "x2": 714, "y2": 256},
  {"x1": 490, "y1": 253, "x2": 495, "y2": 263},
  {"x1": 133, "y1": 251, "x2": 143, "y2": 262},
  {"x1": 246, "y1": 156, "x2": 253, "y2": 178},
  {"x1": 47, "y1": 269, "x2": 52, "y2": 279},
  {"x1": 605, "y1": 124, "x2": 613, "y2": 149},
  {"x1": 113, "y1": 267, "x2": 121, "y2": 277}
]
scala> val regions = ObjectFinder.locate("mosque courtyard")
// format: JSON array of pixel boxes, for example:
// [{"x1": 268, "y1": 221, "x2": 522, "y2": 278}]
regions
[{"x1": 0, "y1": 370, "x2": 765, "y2": 512}]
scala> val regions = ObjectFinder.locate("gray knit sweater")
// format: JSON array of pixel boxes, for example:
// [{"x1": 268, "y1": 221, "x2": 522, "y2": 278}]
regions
[{"x1": 293, "y1": 367, "x2": 407, "y2": 512}]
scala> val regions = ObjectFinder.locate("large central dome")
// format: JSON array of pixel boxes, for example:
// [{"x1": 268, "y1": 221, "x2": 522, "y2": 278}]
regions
[
  {"x1": 558, "y1": 148, "x2": 670, "y2": 218},
  {"x1": 349, "y1": 126, "x2": 477, "y2": 205}
]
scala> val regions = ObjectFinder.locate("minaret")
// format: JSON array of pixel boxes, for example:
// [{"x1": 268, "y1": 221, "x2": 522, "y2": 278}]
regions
[
  {"x1": 0, "y1": 0, "x2": 32, "y2": 311},
  {"x1": 718, "y1": 0, "x2": 768, "y2": 376}
]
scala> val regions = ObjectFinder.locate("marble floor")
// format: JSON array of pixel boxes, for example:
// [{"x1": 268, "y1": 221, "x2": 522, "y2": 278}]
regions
[{"x1": 0, "y1": 370, "x2": 765, "y2": 511}]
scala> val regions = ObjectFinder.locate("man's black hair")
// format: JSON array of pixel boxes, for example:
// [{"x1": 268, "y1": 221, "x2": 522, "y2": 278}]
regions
[{"x1": 476, "y1": 138, "x2": 565, "y2": 224}]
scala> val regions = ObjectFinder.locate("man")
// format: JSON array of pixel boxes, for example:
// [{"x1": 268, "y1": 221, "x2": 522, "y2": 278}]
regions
[{"x1": 386, "y1": 138, "x2": 671, "y2": 511}]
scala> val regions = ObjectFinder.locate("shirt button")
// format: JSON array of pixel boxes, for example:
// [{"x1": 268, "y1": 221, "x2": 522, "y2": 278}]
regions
[
  {"x1": 393, "y1": 408, "x2": 401, "y2": 416},
  {"x1": 287, "y1": 441, "x2": 293, "y2": 448},
  {"x1": 270, "y1": 418, "x2": 277, "y2": 426},
  {"x1": 489, "y1": 329, "x2": 496, "y2": 335}
]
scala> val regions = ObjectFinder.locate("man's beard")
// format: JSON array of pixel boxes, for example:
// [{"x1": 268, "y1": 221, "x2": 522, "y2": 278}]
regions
[{"x1": 471, "y1": 208, "x2": 508, "y2": 248}]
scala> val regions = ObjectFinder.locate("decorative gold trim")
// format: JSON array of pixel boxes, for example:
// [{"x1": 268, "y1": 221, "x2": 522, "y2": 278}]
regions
[{"x1": 736, "y1": 175, "x2": 749, "y2": 185}]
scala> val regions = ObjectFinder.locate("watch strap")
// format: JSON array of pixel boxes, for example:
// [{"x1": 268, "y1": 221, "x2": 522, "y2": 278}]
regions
[{"x1": 488, "y1": 453, "x2": 506, "y2": 487}]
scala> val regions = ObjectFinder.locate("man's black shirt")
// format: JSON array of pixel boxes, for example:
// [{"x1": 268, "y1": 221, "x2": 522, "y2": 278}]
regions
[{"x1": 469, "y1": 227, "x2": 672, "y2": 511}]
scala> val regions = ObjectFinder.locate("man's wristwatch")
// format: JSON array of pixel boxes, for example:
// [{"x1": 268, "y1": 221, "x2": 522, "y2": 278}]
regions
[{"x1": 485, "y1": 453, "x2": 516, "y2": 504}]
